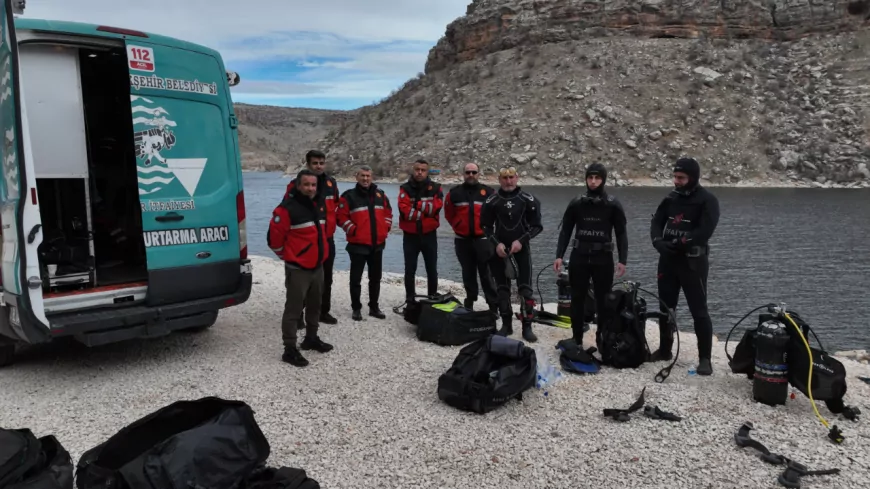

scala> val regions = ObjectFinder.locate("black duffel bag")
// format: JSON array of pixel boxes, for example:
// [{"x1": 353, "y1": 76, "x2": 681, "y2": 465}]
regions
[
  {"x1": 395, "y1": 293, "x2": 455, "y2": 326},
  {"x1": 0, "y1": 428, "x2": 74, "y2": 489},
  {"x1": 75, "y1": 397, "x2": 271, "y2": 489},
  {"x1": 417, "y1": 297, "x2": 497, "y2": 346},
  {"x1": 437, "y1": 335, "x2": 537, "y2": 414}
]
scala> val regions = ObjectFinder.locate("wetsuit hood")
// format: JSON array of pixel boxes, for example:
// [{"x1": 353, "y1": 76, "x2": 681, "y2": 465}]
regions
[
  {"x1": 585, "y1": 163, "x2": 607, "y2": 196},
  {"x1": 673, "y1": 157, "x2": 701, "y2": 195}
]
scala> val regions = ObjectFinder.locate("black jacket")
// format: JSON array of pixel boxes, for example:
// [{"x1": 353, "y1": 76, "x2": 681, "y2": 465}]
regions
[
  {"x1": 481, "y1": 186, "x2": 543, "y2": 248},
  {"x1": 556, "y1": 192, "x2": 628, "y2": 264},
  {"x1": 650, "y1": 185, "x2": 720, "y2": 254}
]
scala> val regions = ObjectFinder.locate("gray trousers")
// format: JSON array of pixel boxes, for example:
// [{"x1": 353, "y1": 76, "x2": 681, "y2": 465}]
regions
[{"x1": 282, "y1": 263, "x2": 324, "y2": 347}]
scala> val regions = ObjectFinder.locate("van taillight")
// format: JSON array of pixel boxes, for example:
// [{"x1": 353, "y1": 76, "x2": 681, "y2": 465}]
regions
[
  {"x1": 237, "y1": 190, "x2": 247, "y2": 259},
  {"x1": 96, "y1": 26, "x2": 149, "y2": 38}
]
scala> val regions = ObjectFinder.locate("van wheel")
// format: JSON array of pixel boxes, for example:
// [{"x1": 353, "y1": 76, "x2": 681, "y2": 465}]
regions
[{"x1": 0, "y1": 342, "x2": 16, "y2": 368}]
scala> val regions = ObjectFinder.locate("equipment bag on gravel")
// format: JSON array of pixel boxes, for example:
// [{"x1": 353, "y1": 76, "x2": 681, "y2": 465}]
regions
[
  {"x1": 437, "y1": 335, "x2": 537, "y2": 414},
  {"x1": 0, "y1": 428, "x2": 74, "y2": 489},
  {"x1": 417, "y1": 296, "x2": 497, "y2": 346},
  {"x1": 240, "y1": 466, "x2": 321, "y2": 489},
  {"x1": 74, "y1": 397, "x2": 271, "y2": 489},
  {"x1": 396, "y1": 293, "x2": 455, "y2": 325}
]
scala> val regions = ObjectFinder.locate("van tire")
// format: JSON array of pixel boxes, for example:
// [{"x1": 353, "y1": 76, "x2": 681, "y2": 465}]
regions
[{"x1": 0, "y1": 342, "x2": 15, "y2": 368}]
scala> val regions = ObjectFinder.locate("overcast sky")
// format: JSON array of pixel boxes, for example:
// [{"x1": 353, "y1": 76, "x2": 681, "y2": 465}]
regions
[{"x1": 23, "y1": 0, "x2": 471, "y2": 110}]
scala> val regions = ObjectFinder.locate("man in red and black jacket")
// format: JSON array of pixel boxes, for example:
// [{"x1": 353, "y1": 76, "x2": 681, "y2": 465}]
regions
[
  {"x1": 283, "y1": 150, "x2": 340, "y2": 324},
  {"x1": 444, "y1": 162, "x2": 498, "y2": 314},
  {"x1": 397, "y1": 159, "x2": 443, "y2": 302},
  {"x1": 268, "y1": 169, "x2": 334, "y2": 367},
  {"x1": 336, "y1": 165, "x2": 393, "y2": 321}
]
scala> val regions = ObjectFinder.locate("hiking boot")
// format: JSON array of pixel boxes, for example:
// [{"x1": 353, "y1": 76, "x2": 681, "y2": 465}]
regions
[
  {"x1": 320, "y1": 312, "x2": 338, "y2": 325},
  {"x1": 522, "y1": 322, "x2": 538, "y2": 343},
  {"x1": 301, "y1": 336, "x2": 334, "y2": 353},
  {"x1": 697, "y1": 357, "x2": 713, "y2": 376},
  {"x1": 282, "y1": 347, "x2": 309, "y2": 367},
  {"x1": 496, "y1": 316, "x2": 513, "y2": 337},
  {"x1": 649, "y1": 349, "x2": 673, "y2": 362},
  {"x1": 369, "y1": 307, "x2": 386, "y2": 319},
  {"x1": 463, "y1": 298, "x2": 475, "y2": 310},
  {"x1": 352, "y1": 309, "x2": 362, "y2": 321}
]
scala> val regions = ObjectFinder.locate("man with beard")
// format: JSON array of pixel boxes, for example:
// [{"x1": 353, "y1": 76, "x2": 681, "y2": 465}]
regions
[
  {"x1": 283, "y1": 150, "x2": 340, "y2": 324},
  {"x1": 444, "y1": 162, "x2": 498, "y2": 313},
  {"x1": 398, "y1": 159, "x2": 444, "y2": 302},
  {"x1": 481, "y1": 167, "x2": 544, "y2": 342},
  {"x1": 554, "y1": 163, "x2": 628, "y2": 344},
  {"x1": 650, "y1": 157, "x2": 721, "y2": 376}
]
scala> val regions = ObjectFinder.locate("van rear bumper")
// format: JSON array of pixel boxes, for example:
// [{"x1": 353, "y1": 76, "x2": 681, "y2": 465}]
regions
[{"x1": 46, "y1": 266, "x2": 252, "y2": 347}]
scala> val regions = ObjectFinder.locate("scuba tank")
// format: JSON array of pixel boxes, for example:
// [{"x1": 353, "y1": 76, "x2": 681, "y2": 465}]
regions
[
  {"x1": 753, "y1": 319, "x2": 790, "y2": 406},
  {"x1": 557, "y1": 258, "x2": 571, "y2": 318}
]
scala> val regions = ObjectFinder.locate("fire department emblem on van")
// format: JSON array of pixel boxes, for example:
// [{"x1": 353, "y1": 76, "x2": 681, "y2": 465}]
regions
[{"x1": 131, "y1": 95, "x2": 207, "y2": 198}]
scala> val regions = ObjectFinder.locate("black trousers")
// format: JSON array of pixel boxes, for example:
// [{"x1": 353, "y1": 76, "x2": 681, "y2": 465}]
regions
[
  {"x1": 569, "y1": 251, "x2": 614, "y2": 341},
  {"x1": 454, "y1": 237, "x2": 498, "y2": 306},
  {"x1": 656, "y1": 255, "x2": 713, "y2": 359},
  {"x1": 322, "y1": 237, "x2": 336, "y2": 314},
  {"x1": 488, "y1": 247, "x2": 534, "y2": 321},
  {"x1": 403, "y1": 231, "x2": 438, "y2": 300},
  {"x1": 349, "y1": 250, "x2": 383, "y2": 311}
]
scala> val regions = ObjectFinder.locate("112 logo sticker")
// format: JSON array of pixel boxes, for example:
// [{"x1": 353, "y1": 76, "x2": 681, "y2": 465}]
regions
[{"x1": 127, "y1": 45, "x2": 155, "y2": 72}]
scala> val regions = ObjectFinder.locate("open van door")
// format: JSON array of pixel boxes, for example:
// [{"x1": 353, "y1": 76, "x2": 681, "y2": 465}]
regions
[{"x1": 0, "y1": 0, "x2": 48, "y2": 346}]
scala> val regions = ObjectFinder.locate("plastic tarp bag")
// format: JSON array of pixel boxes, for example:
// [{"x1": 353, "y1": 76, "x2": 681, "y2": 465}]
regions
[
  {"x1": 437, "y1": 335, "x2": 537, "y2": 414},
  {"x1": 75, "y1": 397, "x2": 270, "y2": 489},
  {"x1": 417, "y1": 297, "x2": 497, "y2": 346},
  {"x1": 0, "y1": 428, "x2": 73, "y2": 489}
]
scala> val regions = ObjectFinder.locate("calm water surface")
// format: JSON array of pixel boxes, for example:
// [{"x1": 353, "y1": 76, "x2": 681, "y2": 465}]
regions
[{"x1": 244, "y1": 172, "x2": 870, "y2": 352}]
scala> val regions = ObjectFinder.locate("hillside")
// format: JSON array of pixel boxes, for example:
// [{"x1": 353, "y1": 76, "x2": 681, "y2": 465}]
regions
[
  {"x1": 234, "y1": 103, "x2": 349, "y2": 172},
  {"x1": 318, "y1": 0, "x2": 870, "y2": 188}
]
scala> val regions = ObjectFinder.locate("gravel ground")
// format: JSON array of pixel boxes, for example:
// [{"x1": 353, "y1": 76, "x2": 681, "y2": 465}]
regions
[{"x1": 2, "y1": 255, "x2": 869, "y2": 488}]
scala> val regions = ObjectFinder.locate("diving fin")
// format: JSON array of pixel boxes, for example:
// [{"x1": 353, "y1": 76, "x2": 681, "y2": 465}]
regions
[
  {"x1": 533, "y1": 310, "x2": 572, "y2": 329},
  {"x1": 556, "y1": 338, "x2": 600, "y2": 374}
]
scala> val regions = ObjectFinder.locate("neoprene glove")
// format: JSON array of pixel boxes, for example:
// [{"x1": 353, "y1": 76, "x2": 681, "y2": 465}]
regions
[{"x1": 653, "y1": 238, "x2": 674, "y2": 255}]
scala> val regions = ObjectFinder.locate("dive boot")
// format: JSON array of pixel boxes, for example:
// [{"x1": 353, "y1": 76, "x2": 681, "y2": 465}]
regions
[
  {"x1": 696, "y1": 357, "x2": 713, "y2": 376},
  {"x1": 522, "y1": 321, "x2": 538, "y2": 343},
  {"x1": 463, "y1": 298, "x2": 475, "y2": 310},
  {"x1": 496, "y1": 316, "x2": 513, "y2": 337},
  {"x1": 649, "y1": 349, "x2": 673, "y2": 362}
]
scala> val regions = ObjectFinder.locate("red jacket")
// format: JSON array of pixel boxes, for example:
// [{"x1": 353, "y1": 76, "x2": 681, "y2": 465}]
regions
[
  {"x1": 284, "y1": 173, "x2": 339, "y2": 238},
  {"x1": 336, "y1": 184, "x2": 392, "y2": 249},
  {"x1": 267, "y1": 192, "x2": 328, "y2": 270},
  {"x1": 444, "y1": 182, "x2": 495, "y2": 238},
  {"x1": 397, "y1": 178, "x2": 443, "y2": 235}
]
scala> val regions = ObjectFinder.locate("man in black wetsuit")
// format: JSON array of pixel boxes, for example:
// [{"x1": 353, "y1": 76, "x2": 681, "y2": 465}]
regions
[
  {"x1": 650, "y1": 157, "x2": 721, "y2": 376},
  {"x1": 554, "y1": 163, "x2": 628, "y2": 344},
  {"x1": 481, "y1": 167, "x2": 544, "y2": 342}
]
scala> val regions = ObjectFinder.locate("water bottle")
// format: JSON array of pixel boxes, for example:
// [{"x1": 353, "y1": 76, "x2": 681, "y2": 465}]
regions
[{"x1": 535, "y1": 355, "x2": 564, "y2": 397}]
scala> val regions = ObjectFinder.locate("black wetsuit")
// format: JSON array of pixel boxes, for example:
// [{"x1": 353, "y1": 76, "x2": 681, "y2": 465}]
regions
[
  {"x1": 650, "y1": 183, "x2": 720, "y2": 360},
  {"x1": 480, "y1": 186, "x2": 543, "y2": 339},
  {"x1": 556, "y1": 191, "x2": 628, "y2": 342}
]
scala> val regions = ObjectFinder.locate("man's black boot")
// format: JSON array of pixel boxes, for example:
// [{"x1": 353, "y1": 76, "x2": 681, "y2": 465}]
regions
[
  {"x1": 463, "y1": 298, "x2": 475, "y2": 310},
  {"x1": 320, "y1": 312, "x2": 338, "y2": 325},
  {"x1": 282, "y1": 347, "x2": 309, "y2": 367},
  {"x1": 369, "y1": 306, "x2": 386, "y2": 319},
  {"x1": 497, "y1": 315, "x2": 513, "y2": 336},
  {"x1": 301, "y1": 336, "x2": 334, "y2": 353},
  {"x1": 522, "y1": 321, "x2": 538, "y2": 343},
  {"x1": 352, "y1": 309, "x2": 362, "y2": 321},
  {"x1": 697, "y1": 357, "x2": 713, "y2": 376}
]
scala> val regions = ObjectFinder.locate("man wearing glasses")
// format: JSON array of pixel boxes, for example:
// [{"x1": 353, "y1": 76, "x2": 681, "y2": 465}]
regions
[
  {"x1": 480, "y1": 167, "x2": 544, "y2": 342},
  {"x1": 444, "y1": 163, "x2": 498, "y2": 314}
]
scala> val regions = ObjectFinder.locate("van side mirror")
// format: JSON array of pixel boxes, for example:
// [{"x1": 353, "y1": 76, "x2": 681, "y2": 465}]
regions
[{"x1": 227, "y1": 71, "x2": 241, "y2": 87}]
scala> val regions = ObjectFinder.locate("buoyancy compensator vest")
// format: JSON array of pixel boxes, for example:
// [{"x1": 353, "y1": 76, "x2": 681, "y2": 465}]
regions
[{"x1": 595, "y1": 283, "x2": 650, "y2": 369}]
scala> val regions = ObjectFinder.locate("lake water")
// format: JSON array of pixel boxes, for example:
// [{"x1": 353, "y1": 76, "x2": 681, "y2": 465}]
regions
[{"x1": 244, "y1": 171, "x2": 870, "y2": 352}]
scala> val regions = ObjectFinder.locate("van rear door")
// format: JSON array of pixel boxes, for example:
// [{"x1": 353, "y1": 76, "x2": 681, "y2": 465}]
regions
[
  {"x1": 125, "y1": 40, "x2": 242, "y2": 306},
  {"x1": 0, "y1": 2, "x2": 48, "y2": 343}
]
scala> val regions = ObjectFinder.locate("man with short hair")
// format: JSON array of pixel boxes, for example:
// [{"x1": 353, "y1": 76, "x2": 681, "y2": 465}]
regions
[
  {"x1": 398, "y1": 159, "x2": 443, "y2": 302},
  {"x1": 444, "y1": 162, "x2": 498, "y2": 313},
  {"x1": 268, "y1": 169, "x2": 334, "y2": 367},
  {"x1": 336, "y1": 165, "x2": 393, "y2": 321},
  {"x1": 650, "y1": 157, "x2": 721, "y2": 376},
  {"x1": 481, "y1": 167, "x2": 544, "y2": 342},
  {"x1": 283, "y1": 150, "x2": 339, "y2": 324}
]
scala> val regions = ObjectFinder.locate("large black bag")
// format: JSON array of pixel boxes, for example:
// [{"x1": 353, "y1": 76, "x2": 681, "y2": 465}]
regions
[
  {"x1": 595, "y1": 287, "x2": 650, "y2": 369},
  {"x1": 417, "y1": 298, "x2": 497, "y2": 346},
  {"x1": 396, "y1": 293, "x2": 455, "y2": 326},
  {"x1": 437, "y1": 335, "x2": 537, "y2": 414},
  {"x1": 241, "y1": 466, "x2": 320, "y2": 489},
  {"x1": 0, "y1": 428, "x2": 74, "y2": 489},
  {"x1": 75, "y1": 397, "x2": 271, "y2": 489}
]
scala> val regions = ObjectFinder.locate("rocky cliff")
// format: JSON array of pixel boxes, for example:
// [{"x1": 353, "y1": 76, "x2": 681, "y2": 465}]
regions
[{"x1": 319, "y1": 0, "x2": 870, "y2": 187}]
